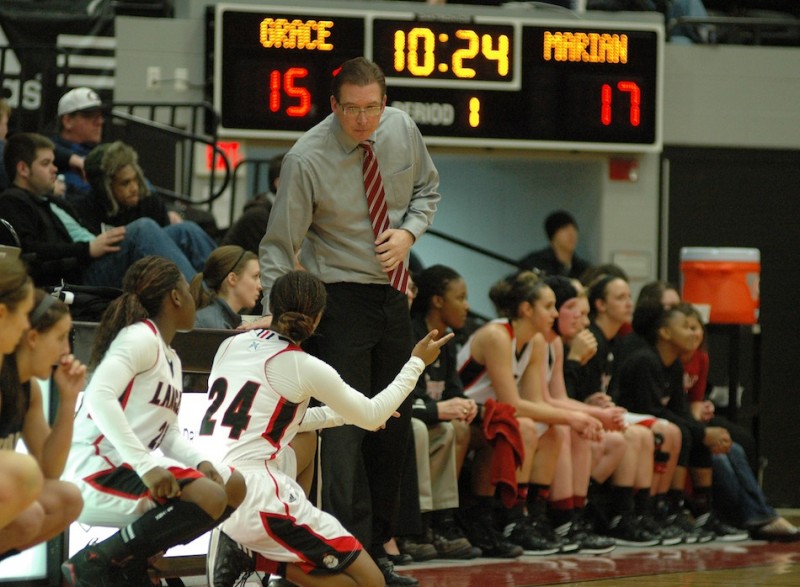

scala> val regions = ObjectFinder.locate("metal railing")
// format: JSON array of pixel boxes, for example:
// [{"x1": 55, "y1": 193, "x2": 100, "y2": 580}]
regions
[
  {"x1": 668, "y1": 15, "x2": 800, "y2": 44},
  {"x1": 107, "y1": 103, "x2": 231, "y2": 208}
]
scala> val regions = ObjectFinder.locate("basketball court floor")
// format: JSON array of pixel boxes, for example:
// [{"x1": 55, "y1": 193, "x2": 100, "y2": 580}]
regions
[{"x1": 194, "y1": 515, "x2": 800, "y2": 587}]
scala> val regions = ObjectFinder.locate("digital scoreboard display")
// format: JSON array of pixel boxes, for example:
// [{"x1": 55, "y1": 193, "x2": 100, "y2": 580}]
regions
[{"x1": 211, "y1": 2, "x2": 663, "y2": 151}]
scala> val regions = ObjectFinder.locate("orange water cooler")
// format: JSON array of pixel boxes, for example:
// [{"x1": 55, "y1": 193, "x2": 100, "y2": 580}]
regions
[{"x1": 680, "y1": 247, "x2": 760, "y2": 324}]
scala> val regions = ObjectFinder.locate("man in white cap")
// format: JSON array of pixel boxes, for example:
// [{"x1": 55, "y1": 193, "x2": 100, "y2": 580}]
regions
[{"x1": 53, "y1": 87, "x2": 106, "y2": 198}]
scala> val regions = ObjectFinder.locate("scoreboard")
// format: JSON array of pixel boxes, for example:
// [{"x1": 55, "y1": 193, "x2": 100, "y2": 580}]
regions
[{"x1": 210, "y1": 1, "x2": 663, "y2": 152}]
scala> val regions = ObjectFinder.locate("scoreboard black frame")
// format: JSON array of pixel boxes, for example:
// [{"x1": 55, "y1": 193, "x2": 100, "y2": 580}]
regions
[{"x1": 211, "y1": 1, "x2": 664, "y2": 152}]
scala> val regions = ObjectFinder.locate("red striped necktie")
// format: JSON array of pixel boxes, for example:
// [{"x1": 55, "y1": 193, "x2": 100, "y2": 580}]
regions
[{"x1": 360, "y1": 141, "x2": 410, "y2": 294}]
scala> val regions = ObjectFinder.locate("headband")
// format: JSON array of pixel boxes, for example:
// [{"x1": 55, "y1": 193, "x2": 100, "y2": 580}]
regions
[
  {"x1": 211, "y1": 249, "x2": 247, "y2": 291},
  {"x1": 30, "y1": 294, "x2": 57, "y2": 326}
]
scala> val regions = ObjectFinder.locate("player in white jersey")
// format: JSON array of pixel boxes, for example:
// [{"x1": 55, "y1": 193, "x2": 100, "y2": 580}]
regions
[
  {"x1": 457, "y1": 272, "x2": 602, "y2": 556},
  {"x1": 61, "y1": 257, "x2": 246, "y2": 587},
  {"x1": 204, "y1": 270, "x2": 451, "y2": 587}
]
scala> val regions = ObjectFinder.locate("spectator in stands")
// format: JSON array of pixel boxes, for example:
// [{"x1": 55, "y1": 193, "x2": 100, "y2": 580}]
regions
[
  {"x1": 680, "y1": 304, "x2": 800, "y2": 541},
  {"x1": 0, "y1": 133, "x2": 197, "y2": 288},
  {"x1": 667, "y1": 0, "x2": 712, "y2": 43},
  {"x1": 61, "y1": 256, "x2": 246, "y2": 587},
  {"x1": 458, "y1": 271, "x2": 604, "y2": 555},
  {"x1": 76, "y1": 140, "x2": 217, "y2": 271},
  {"x1": 518, "y1": 210, "x2": 590, "y2": 279},
  {"x1": 396, "y1": 265, "x2": 482, "y2": 560},
  {"x1": 203, "y1": 270, "x2": 451, "y2": 587},
  {"x1": 0, "y1": 290, "x2": 85, "y2": 562},
  {"x1": 0, "y1": 98, "x2": 11, "y2": 191},
  {"x1": 615, "y1": 301, "x2": 749, "y2": 541},
  {"x1": 221, "y1": 153, "x2": 284, "y2": 254},
  {"x1": 52, "y1": 87, "x2": 103, "y2": 198},
  {"x1": 190, "y1": 245, "x2": 261, "y2": 329}
]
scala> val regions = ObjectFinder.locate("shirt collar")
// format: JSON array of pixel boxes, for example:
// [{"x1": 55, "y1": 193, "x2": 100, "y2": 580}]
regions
[{"x1": 331, "y1": 113, "x2": 377, "y2": 154}]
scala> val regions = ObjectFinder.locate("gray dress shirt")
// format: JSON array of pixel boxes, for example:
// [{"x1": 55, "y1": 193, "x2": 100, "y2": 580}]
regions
[{"x1": 259, "y1": 107, "x2": 440, "y2": 310}]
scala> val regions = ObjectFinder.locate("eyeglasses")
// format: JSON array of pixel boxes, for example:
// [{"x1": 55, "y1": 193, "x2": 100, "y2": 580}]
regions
[{"x1": 338, "y1": 104, "x2": 382, "y2": 118}]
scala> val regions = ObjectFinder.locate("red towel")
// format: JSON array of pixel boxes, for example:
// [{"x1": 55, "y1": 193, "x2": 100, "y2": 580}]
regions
[{"x1": 482, "y1": 398, "x2": 525, "y2": 509}]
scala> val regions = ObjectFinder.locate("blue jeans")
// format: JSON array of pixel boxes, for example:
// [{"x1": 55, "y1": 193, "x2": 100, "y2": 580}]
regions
[
  {"x1": 712, "y1": 442, "x2": 776, "y2": 529},
  {"x1": 164, "y1": 222, "x2": 217, "y2": 272},
  {"x1": 82, "y1": 218, "x2": 197, "y2": 288}
]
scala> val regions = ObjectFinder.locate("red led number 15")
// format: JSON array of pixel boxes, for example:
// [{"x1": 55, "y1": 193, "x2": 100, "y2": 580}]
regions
[
  {"x1": 269, "y1": 67, "x2": 311, "y2": 117},
  {"x1": 601, "y1": 81, "x2": 640, "y2": 127}
]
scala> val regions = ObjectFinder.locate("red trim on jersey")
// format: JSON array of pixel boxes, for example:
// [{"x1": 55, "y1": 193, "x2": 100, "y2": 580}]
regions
[
  {"x1": 83, "y1": 463, "x2": 203, "y2": 502},
  {"x1": 261, "y1": 458, "x2": 360, "y2": 574},
  {"x1": 119, "y1": 378, "x2": 135, "y2": 409},
  {"x1": 260, "y1": 329, "x2": 303, "y2": 352},
  {"x1": 459, "y1": 322, "x2": 514, "y2": 392},
  {"x1": 83, "y1": 463, "x2": 150, "y2": 500},
  {"x1": 261, "y1": 395, "x2": 300, "y2": 452},
  {"x1": 259, "y1": 343, "x2": 305, "y2": 451},
  {"x1": 635, "y1": 418, "x2": 658, "y2": 428},
  {"x1": 259, "y1": 500, "x2": 362, "y2": 575},
  {"x1": 143, "y1": 319, "x2": 157, "y2": 335}
]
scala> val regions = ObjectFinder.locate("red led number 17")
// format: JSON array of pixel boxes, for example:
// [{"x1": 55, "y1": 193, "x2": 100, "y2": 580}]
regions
[
  {"x1": 601, "y1": 81, "x2": 641, "y2": 127},
  {"x1": 269, "y1": 67, "x2": 311, "y2": 117}
]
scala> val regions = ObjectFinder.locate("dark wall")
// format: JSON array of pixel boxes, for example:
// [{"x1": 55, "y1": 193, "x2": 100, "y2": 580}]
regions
[{"x1": 664, "y1": 146, "x2": 800, "y2": 506}]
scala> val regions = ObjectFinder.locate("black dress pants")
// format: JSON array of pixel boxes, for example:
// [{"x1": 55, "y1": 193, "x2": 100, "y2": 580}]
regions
[{"x1": 309, "y1": 282, "x2": 414, "y2": 554}]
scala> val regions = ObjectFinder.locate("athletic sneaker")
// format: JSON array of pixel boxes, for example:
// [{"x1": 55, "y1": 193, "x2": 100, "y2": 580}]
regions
[
  {"x1": 460, "y1": 508, "x2": 523, "y2": 558},
  {"x1": 605, "y1": 513, "x2": 660, "y2": 547},
  {"x1": 119, "y1": 557, "x2": 159, "y2": 587},
  {"x1": 504, "y1": 517, "x2": 561, "y2": 556},
  {"x1": 207, "y1": 527, "x2": 256, "y2": 587},
  {"x1": 695, "y1": 512, "x2": 750, "y2": 542},
  {"x1": 526, "y1": 501, "x2": 579, "y2": 553},
  {"x1": 61, "y1": 545, "x2": 117, "y2": 587},
  {"x1": 562, "y1": 513, "x2": 616, "y2": 555},
  {"x1": 667, "y1": 509, "x2": 714, "y2": 544},
  {"x1": 639, "y1": 513, "x2": 684, "y2": 546}
]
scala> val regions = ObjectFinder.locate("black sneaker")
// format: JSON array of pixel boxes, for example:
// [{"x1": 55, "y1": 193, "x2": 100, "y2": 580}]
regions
[
  {"x1": 376, "y1": 557, "x2": 419, "y2": 586},
  {"x1": 504, "y1": 517, "x2": 561, "y2": 556},
  {"x1": 431, "y1": 524, "x2": 481, "y2": 559},
  {"x1": 61, "y1": 545, "x2": 117, "y2": 587},
  {"x1": 460, "y1": 508, "x2": 523, "y2": 558},
  {"x1": 639, "y1": 513, "x2": 684, "y2": 546},
  {"x1": 564, "y1": 513, "x2": 616, "y2": 555},
  {"x1": 695, "y1": 512, "x2": 750, "y2": 542},
  {"x1": 606, "y1": 513, "x2": 660, "y2": 547},
  {"x1": 119, "y1": 557, "x2": 158, "y2": 587},
  {"x1": 527, "y1": 502, "x2": 579, "y2": 554},
  {"x1": 264, "y1": 577, "x2": 296, "y2": 587},
  {"x1": 668, "y1": 509, "x2": 713, "y2": 544},
  {"x1": 207, "y1": 528, "x2": 256, "y2": 587}
]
